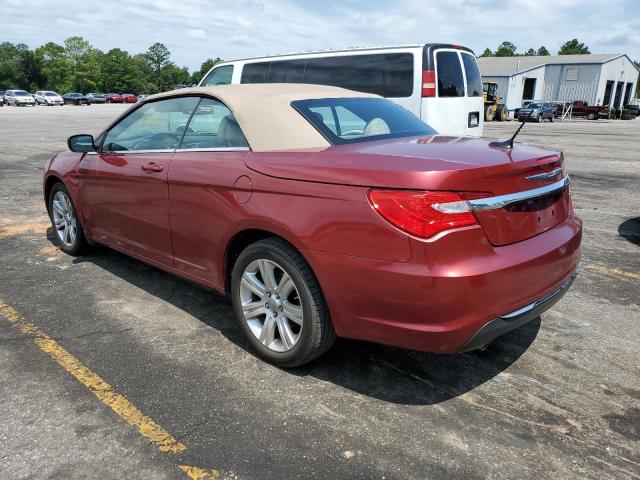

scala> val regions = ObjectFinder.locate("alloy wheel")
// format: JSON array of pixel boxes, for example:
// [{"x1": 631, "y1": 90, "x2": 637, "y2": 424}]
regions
[
  {"x1": 52, "y1": 191, "x2": 77, "y2": 247},
  {"x1": 239, "y1": 259, "x2": 304, "y2": 352}
]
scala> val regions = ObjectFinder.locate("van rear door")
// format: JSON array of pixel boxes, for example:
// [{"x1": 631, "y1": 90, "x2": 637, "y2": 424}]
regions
[{"x1": 420, "y1": 45, "x2": 484, "y2": 137}]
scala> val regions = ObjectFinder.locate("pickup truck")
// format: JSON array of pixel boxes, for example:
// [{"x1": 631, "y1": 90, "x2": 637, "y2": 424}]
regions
[{"x1": 563, "y1": 101, "x2": 609, "y2": 120}]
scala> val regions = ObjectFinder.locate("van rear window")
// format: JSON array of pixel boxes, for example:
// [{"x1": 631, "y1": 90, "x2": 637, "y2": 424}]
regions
[
  {"x1": 435, "y1": 51, "x2": 464, "y2": 97},
  {"x1": 241, "y1": 53, "x2": 414, "y2": 98},
  {"x1": 461, "y1": 54, "x2": 482, "y2": 97}
]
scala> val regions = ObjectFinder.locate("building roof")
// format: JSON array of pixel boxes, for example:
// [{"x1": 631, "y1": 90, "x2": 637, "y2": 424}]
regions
[
  {"x1": 478, "y1": 54, "x2": 627, "y2": 77},
  {"x1": 146, "y1": 84, "x2": 378, "y2": 152}
]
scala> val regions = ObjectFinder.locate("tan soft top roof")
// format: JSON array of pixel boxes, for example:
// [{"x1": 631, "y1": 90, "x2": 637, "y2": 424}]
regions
[{"x1": 145, "y1": 84, "x2": 378, "y2": 152}]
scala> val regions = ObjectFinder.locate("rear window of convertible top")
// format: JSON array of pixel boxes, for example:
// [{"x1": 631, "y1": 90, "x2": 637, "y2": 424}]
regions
[{"x1": 291, "y1": 97, "x2": 436, "y2": 145}]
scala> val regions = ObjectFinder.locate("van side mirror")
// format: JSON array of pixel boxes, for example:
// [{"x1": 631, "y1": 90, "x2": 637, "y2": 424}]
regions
[{"x1": 68, "y1": 134, "x2": 95, "y2": 152}]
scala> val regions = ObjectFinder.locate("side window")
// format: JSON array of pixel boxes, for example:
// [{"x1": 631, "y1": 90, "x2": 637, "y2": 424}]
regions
[
  {"x1": 241, "y1": 62, "x2": 270, "y2": 83},
  {"x1": 102, "y1": 97, "x2": 199, "y2": 152},
  {"x1": 461, "y1": 53, "x2": 482, "y2": 97},
  {"x1": 436, "y1": 51, "x2": 464, "y2": 97},
  {"x1": 303, "y1": 53, "x2": 413, "y2": 98},
  {"x1": 267, "y1": 59, "x2": 306, "y2": 82},
  {"x1": 201, "y1": 65, "x2": 233, "y2": 86},
  {"x1": 181, "y1": 98, "x2": 248, "y2": 149}
]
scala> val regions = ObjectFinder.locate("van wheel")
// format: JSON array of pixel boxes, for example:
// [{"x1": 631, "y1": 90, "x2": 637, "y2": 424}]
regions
[{"x1": 231, "y1": 238, "x2": 335, "y2": 367}]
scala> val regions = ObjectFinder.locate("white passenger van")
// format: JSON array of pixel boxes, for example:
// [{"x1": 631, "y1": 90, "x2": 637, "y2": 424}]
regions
[{"x1": 198, "y1": 44, "x2": 484, "y2": 136}]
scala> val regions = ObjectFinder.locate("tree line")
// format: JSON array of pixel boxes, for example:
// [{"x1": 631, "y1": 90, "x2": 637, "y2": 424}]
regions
[
  {"x1": 479, "y1": 38, "x2": 591, "y2": 57},
  {"x1": 0, "y1": 36, "x2": 221, "y2": 94}
]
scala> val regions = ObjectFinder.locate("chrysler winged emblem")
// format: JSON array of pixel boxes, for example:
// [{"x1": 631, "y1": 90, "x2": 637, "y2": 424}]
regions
[{"x1": 526, "y1": 167, "x2": 562, "y2": 182}]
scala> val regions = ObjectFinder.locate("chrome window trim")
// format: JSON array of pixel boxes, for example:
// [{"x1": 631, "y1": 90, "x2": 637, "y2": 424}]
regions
[
  {"x1": 468, "y1": 176, "x2": 570, "y2": 212},
  {"x1": 86, "y1": 147, "x2": 250, "y2": 155},
  {"x1": 86, "y1": 149, "x2": 176, "y2": 155},
  {"x1": 175, "y1": 147, "x2": 250, "y2": 152}
]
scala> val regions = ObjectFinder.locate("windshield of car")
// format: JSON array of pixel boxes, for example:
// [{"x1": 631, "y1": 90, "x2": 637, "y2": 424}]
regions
[
  {"x1": 45, "y1": 92, "x2": 58, "y2": 96},
  {"x1": 291, "y1": 97, "x2": 436, "y2": 145},
  {"x1": 527, "y1": 103, "x2": 541, "y2": 109},
  {"x1": 15, "y1": 91, "x2": 30, "y2": 96}
]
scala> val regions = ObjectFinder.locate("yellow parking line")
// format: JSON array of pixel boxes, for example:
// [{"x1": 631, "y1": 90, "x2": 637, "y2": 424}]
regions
[
  {"x1": 587, "y1": 265, "x2": 640, "y2": 280},
  {"x1": 0, "y1": 298, "x2": 186, "y2": 454},
  {"x1": 179, "y1": 465, "x2": 220, "y2": 480}
]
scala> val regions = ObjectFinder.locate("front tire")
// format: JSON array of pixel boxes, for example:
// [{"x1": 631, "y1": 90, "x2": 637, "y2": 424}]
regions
[
  {"x1": 231, "y1": 238, "x2": 335, "y2": 367},
  {"x1": 48, "y1": 183, "x2": 88, "y2": 256}
]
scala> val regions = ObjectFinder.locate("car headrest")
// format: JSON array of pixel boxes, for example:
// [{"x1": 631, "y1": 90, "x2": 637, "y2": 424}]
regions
[{"x1": 218, "y1": 115, "x2": 248, "y2": 148}]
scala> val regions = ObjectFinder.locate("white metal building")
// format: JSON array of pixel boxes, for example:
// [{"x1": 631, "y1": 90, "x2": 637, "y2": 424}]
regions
[{"x1": 478, "y1": 54, "x2": 639, "y2": 111}]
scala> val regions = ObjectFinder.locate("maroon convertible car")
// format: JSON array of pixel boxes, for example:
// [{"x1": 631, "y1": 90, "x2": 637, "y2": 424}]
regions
[{"x1": 43, "y1": 84, "x2": 582, "y2": 366}]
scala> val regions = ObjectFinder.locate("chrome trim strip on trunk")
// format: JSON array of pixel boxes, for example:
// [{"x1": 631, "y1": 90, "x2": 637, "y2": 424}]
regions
[{"x1": 468, "y1": 176, "x2": 570, "y2": 212}]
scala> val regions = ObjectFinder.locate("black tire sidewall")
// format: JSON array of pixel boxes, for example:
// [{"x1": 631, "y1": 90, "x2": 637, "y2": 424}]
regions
[
  {"x1": 48, "y1": 183, "x2": 85, "y2": 255},
  {"x1": 231, "y1": 242, "x2": 320, "y2": 366}
]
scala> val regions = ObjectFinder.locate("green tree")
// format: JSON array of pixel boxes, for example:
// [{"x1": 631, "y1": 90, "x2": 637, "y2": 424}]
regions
[
  {"x1": 191, "y1": 57, "x2": 221, "y2": 84},
  {"x1": 479, "y1": 48, "x2": 494, "y2": 58},
  {"x1": 146, "y1": 43, "x2": 170, "y2": 72},
  {"x1": 495, "y1": 41, "x2": 517, "y2": 57},
  {"x1": 634, "y1": 61, "x2": 640, "y2": 98},
  {"x1": 35, "y1": 42, "x2": 70, "y2": 91},
  {"x1": 524, "y1": 48, "x2": 536, "y2": 56},
  {"x1": 0, "y1": 42, "x2": 29, "y2": 89},
  {"x1": 101, "y1": 48, "x2": 136, "y2": 93},
  {"x1": 537, "y1": 46, "x2": 550, "y2": 56},
  {"x1": 63, "y1": 36, "x2": 101, "y2": 92},
  {"x1": 558, "y1": 39, "x2": 590, "y2": 55}
]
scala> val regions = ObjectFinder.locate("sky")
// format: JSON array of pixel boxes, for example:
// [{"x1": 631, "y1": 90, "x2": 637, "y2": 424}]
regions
[{"x1": 3, "y1": 0, "x2": 639, "y2": 71}]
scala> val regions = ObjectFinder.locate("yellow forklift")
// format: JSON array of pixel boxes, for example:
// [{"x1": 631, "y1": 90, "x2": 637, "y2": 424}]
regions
[{"x1": 483, "y1": 82, "x2": 508, "y2": 121}]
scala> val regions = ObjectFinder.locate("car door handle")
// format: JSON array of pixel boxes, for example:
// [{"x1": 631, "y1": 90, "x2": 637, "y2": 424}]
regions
[{"x1": 141, "y1": 162, "x2": 164, "y2": 173}]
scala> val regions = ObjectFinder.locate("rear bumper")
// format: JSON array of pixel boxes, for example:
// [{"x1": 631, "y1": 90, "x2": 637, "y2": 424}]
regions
[
  {"x1": 460, "y1": 271, "x2": 576, "y2": 351},
  {"x1": 306, "y1": 213, "x2": 582, "y2": 353}
]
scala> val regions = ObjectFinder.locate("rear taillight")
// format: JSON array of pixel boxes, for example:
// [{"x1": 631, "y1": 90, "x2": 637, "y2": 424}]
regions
[
  {"x1": 422, "y1": 70, "x2": 436, "y2": 97},
  {"x1": 368, "y1": 190, "x2": 478, "y2": 239}
]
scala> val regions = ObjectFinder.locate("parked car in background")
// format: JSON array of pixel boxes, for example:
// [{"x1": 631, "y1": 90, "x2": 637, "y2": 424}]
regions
[
  {"x1": 622, "y1": 104, "x2": 639, "y2": 119},
  {"x1": 517, "y1": 102, "x2": 555, "y2": 122},
  {"x1": 4, "y1": 90, "x2": 36, "y2": 106},
  {"x1": 86, "y1": 93, "x2": 106, "y2": 104},
  {"x1": 34, "y1": 91, "x2": 64, "y2": 106},
  {"x1": 106, "y1": 93, "x2": 124, "y2": 103},
  {"x1": 122, "y1": 93, "x2": 138, "y2": 103},
  {"x1": 45, "y1": 84, "x2": 581, "y2": 366},
  {"x1": 62, "y1": 93, "x2": 90, "y2": 105},
  {"x1": 570, "y1": 101, "x2": 608, "y2": 120},
  {"x1": 199, "y1": 43, "x2": 486, "y2": 137}
]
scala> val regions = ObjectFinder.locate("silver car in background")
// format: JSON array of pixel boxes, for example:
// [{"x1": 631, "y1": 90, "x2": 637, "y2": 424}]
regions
[
  {"x1": 86, "y1": 93, "x2": 107, "y2": 104},
  {"x1": 4, "y1": 90, "x2": 36, "y2": 106},
  {"x1": 34, "y1": 91, "x2": 64, "y2": 106}
]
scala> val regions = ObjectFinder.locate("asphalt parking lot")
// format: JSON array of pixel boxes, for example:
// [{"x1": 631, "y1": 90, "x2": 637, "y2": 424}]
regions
[{"x1": 0, "y1": 104, "x2": 638, "y2": 480}]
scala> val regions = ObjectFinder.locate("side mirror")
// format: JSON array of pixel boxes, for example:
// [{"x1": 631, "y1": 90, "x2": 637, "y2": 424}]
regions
[{"x1": 68, "y1": 134, "x2": 95, "y2": 153}]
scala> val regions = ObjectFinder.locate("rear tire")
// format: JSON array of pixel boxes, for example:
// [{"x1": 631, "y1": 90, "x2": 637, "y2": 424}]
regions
[
  {"x1": 231, "y1": 238, "x2": 335, "y2": 367},
  {"x1": 587, "y1": 112, "x2": 596, "y2": 120}
]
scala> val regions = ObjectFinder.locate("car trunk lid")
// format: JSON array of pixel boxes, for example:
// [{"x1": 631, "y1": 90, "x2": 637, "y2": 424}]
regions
[{"x1": 246, "y1": 135, "x2": 571, "y2": 246}]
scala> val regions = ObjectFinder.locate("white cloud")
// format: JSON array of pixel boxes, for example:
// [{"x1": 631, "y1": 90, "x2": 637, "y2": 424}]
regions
[
  {"x1": 188, "y1": 29, "x2": 207, "y2": 39},
  {"x1": 2, "y1": 0, "x2": 639, "y2": 71}
]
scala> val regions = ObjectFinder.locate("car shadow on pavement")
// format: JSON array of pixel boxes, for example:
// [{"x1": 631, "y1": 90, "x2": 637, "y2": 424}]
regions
[
  {"x1": 618, "y1": 217, "x2": 640, "y2": 246},
  {"x1": 65, "y1": 237, "x2": 539, "y2": 407}
]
